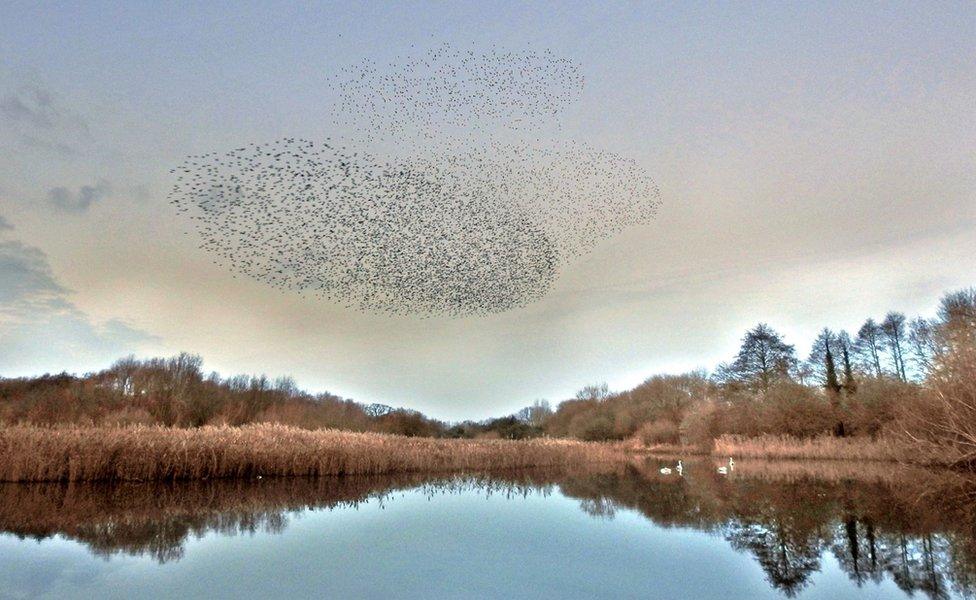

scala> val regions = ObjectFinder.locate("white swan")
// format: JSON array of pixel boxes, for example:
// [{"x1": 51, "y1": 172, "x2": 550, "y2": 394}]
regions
[
  {"x1": 717, "y1": 466, "x2": 728, "y2": 475},
  {"x1": 675, "y1": 460, "x2": 683, "y2": 476},
  {"x1": 660, "y1": 467, "x2": 672, "y2": 475},
  {"x1": 728, "y1": 457, "x2": 735, "y2": 471}
]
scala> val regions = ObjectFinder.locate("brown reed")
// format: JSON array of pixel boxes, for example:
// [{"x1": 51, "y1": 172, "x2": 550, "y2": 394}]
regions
[
  {"x1": 0, "y1": 424, "x2": 620, "y2": 482},
  {"x1": 711, "y1": 433, "x2": 911, "y2": 462}
]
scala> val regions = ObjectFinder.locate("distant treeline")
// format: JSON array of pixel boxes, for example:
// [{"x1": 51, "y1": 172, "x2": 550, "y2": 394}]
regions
[
  {"x1": 1, "y1": 286, "x2": 974, "y2": 466},
  {"x1": 0, "y1": 359, "x2": 445, "y2": 438},
  {"x1": 0, "y1": 356, "x2": 551, "y2": 439},
  {"x1": 545, "y1": 286, "x2": 976, "y2": 468}
]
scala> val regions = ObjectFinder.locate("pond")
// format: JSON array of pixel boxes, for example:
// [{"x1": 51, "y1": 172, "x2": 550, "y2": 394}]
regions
[{"x1": 1, "y1": 458, "x2": 973, "y2": 599}]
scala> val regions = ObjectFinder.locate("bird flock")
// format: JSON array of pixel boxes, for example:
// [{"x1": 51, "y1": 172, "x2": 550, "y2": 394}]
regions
[
  {"x1": 332, "y1": 44, "x2": 584, "y2": 138},
  {"x1": 169, "y1": 44, "x2": 660, "y2": 316}
]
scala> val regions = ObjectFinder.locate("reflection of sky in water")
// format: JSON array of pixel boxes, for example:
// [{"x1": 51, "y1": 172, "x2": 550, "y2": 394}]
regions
[{"x1": 0, "y1": 485, "x2": 923, "y2": 600}]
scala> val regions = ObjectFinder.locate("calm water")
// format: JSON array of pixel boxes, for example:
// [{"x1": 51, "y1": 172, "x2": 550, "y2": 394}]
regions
[{"x1": 1, "y1": 459, "x2": 974, "y2": 599}]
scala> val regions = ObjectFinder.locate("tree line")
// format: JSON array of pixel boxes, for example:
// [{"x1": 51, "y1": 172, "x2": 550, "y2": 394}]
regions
[
  {"x1": 1, "y1": 285, "x2": 973, "y2": 465},
  {"x1": 0, "y1": 355, "x2": 443, "y2": 437},
  {"x1": 544, "y1": 286, "x2": 976, "y2": 467}
]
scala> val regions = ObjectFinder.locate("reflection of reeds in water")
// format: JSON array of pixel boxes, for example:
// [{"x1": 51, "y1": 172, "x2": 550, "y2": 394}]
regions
[
  {"x1": 4, "y1": 459, "x2": 976, "y2": 598},
  {"x1": 0, "y1": 475, "x2": 434, "y2": 562},
  {"x1": 719, "y1": 458, "x2": 926, "y2": 484},
  {"x1": 0, "y1": 465, "x2": 608, "y2": 562},
  {"x1": 0, "y1": 425, "x2": 618, "y2": 482}
]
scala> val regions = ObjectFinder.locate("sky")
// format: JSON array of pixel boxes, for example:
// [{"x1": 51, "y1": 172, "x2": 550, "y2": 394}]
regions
[{"x1": 1, "y1": 1, "x2": 974, "y2": 421}]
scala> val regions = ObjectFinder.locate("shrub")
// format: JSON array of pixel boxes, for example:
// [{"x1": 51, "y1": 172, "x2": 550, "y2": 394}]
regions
[
  {"x1": 757, "y1": 382, "x2": 835, "y2": 438},
  {"x1": 569, "y1": 413, "x2": 616, "y2": 441},
  {"x1": 636, "y1": 419, "x2": 680, "y2": 445},
  {"x1": 680, "y1": 401, "x2": 720, "y2": 451},
  {"x1": 100, "y1": 407, "x2": 156, "y2": 427}
]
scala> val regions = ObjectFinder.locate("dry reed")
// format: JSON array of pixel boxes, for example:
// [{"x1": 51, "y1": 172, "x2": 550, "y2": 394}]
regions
[
  {"x1": 0, "y1": 424, "x2": 619, "y2": 483},
  {"x1": 712, "y1": 434, "x2": 911, "y2": 462}
]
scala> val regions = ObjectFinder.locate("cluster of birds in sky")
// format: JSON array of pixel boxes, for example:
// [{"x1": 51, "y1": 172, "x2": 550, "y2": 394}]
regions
[
  {"x1": 332, "y1": 44, "x2": 585, "y2": 139},
  {"x1": 169, "y1": 44, "x2": 660, "y2": 316}
]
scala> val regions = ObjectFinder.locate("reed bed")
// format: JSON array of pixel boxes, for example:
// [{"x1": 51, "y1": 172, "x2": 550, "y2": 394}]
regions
[
  {"x1": 0, "y1": 424, "x2": 619, "y2": 483},
  {"x1": 712, "y1": 434, "x2": 910, "y2": 463},
  {"x1": 613, "y1": 438, "x2": 702, "y2": 456}
]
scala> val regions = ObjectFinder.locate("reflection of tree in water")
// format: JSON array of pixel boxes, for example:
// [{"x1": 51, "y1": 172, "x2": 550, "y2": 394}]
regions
[
  {"x1": 556, "y1": 461, "x2": 976, "y2": 599},
  {"x1": 828, "y1": 516, "x2": 953, "y2": 599},
  {"x1": 724, "y1": 520, "x2": 823, "y2": 596},
  {"x1": 81, "y1": 509, "x2": 290, "y2": 563},
  {"x1": 0, "y1": 470, "x2": 571, "y2": 563},
  {"x1": 3, "y1": 461, "x2": 976, "y2": 598},
  {"x1": 0, "y1": 474, "x2": 438, "y2": 563},
  {"x1": 719, "y1": 478, "x2": 835, "y2": 596},
  {"x1": 578, "y1": 496, "x2": 618, "y2": 519}
]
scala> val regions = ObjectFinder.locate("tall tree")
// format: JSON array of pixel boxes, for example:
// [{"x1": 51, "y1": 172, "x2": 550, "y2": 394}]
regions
[
  {"x1": 881, "y1": 312, "x2": 908, "y2": 381},
  {"x1": 838, "y1": 331, "x2": 857, "y2": 393},
  {"x1": 824, "y1": 343, "x2": 842, "y2": 396},
  {"x1": 729, "y1": 323, "x2": 796, "y2": 394},
  {"x1": 807, "y1": 328, "x2": 840, "y2": 386},
  {"x1": 855, "y1": 319, "x2": 884, "y2": 378},
  {"x1": 812, "y1": 329, "x2": 847, "y2": 436},
  {"x1": 908, "y1": 317, "x2": 935, "y2": 377}
]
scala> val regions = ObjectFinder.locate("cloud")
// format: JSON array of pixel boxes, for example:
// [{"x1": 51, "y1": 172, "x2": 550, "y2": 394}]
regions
[
  {"x1": 0, "y1": 85, "x2": 92, "y2": 155},
  {"x1": 0, "y1": 238, "x2": 159, "y2": 375},
  {"x1": 0, "y1": 88, "x2": 55, "y2": 128},
  {"x1": 0, "y1": 216, "x2": 12, "y2": 231},
  {"x1": 0, "y1": 240, "x2": 71, "y2": 315},
  {"x1": 46, "y1": 180, "x2": 113, "y2": 212}
]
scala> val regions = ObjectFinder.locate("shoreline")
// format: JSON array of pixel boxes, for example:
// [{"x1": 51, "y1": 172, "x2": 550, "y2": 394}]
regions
[
  {"x1": 0, "y1": 424, "x2": 934, "y2": 483},
  {"x1": 621, "y1": 433, "x2": 913, "y2": 463}
]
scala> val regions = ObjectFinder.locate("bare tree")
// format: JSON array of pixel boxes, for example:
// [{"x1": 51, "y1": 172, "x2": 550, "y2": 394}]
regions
[
  {"x1": 529, "y1": 399, "x2": 552, "y2": 426},
  {"x1": 576, "y1": 383, "x2": 610, "y2": 402},
  {"x1": 881, "y1": 312, "x2": 908, "y2": 382},
  {"x1": 908, "y1": 317, "x2": 935, "y2": 377},
  {"x1": 109, "y1": 355, "x2": 140, "y2": 396},
  {"x1": 728, "y1": 324, "x2": 796, "y2": 394},
  {"x1": 902, "y1": 288, "x2": 976, "y2": 467},
  {"x1": 795, "y1": 362, "x2": 815, "y2": 387},
  {"x1": 855, "y1": 319, "x2": 885, "y2": 378}
]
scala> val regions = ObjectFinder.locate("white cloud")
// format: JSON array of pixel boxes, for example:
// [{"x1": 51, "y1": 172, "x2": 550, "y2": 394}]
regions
[{"x1": 0, "y1": 238, "x2": 159, "y2": 376}]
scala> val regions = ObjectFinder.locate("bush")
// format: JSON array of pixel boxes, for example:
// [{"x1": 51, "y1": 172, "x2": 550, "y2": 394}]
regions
[
  {"x1": 680, "y1": 402, "x2": 720, "y2": 451},
  {"x1": 100, "y1": 408, "x2": 155, "y2": 427},
  {"x1": 636, "y1": 419, "x2": 680, "y2": 445},
  {"x1": 848, "y1": 377, "x2": 916, "y2": 437},
  {"x1": 569, "y1": 413, "x2": 617, "y2": 441},
  {"x1": 757, "y1": 382, "x2": 835, "y2": 438}
]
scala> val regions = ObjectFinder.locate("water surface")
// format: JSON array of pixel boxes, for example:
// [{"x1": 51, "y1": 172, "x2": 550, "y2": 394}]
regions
[{"x1": 1, "y1": 459, "x2": 973, "y2": 599}]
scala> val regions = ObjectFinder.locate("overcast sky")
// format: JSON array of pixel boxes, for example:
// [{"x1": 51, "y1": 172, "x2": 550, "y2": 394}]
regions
[{"x1": 1, "y1": 1, "x2": 974, "y2": 420}]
